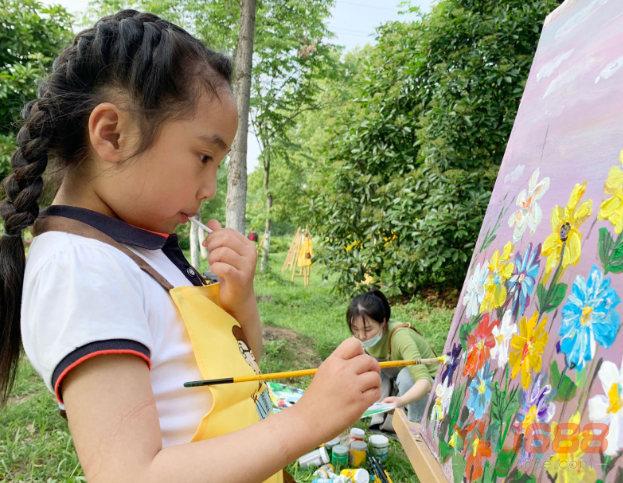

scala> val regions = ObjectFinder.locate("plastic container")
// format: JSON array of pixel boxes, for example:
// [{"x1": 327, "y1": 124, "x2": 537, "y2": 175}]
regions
[
  {"x1": 349, "y1": 428, "x2": 365, "y2": 443},
  {"x1": 324, "y1": 437, "x2": 340, "y2": 457},
  {"x1": 299, "y1": 446, "x2": 329, "y2": 469},
  {"x1": 331, "y1": 445, "x2": 349, "y2": 468},
  {"x1": 369, "y1": 434, "x2": 389, "y2": 460},
  {"x1": 341, "y1": 468, "x2": 370, "y2": 483},
  {"x1": 311, "y1": 477, "x2": 348, "y2": 483},
  {"x1": 349, "y1": 441, "x2": 368, "y2": 467},
  {"x1": 313, "y1": 464, "x2": 338, "y2": 479}
]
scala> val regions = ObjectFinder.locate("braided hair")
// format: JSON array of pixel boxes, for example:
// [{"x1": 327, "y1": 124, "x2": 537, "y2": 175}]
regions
[{"x1": 0, "y1": 10, "x2": 232, "y2": 407}]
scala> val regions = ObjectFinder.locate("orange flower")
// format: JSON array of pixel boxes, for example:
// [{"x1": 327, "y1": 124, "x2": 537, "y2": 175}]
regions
[
  {"x1": 463, "y1": 314, "x2": 499, "y2": 378},
  {"x1": 465, "y1": 437, "x2": 492, "y2": 480}
]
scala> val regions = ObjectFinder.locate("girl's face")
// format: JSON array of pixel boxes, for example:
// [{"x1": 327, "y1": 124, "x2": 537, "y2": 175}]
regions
[
  {"x1": 350, "y1": 316, "x2": 385, "y2": 343},
  {"x1": 68, "y1": 86, "x2": 239, "y2": 234}
]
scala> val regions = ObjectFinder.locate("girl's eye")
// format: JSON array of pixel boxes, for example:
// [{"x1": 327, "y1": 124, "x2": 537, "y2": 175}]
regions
[{"x1": 200, "y1": 154, "x2": 213, "y2": 164}]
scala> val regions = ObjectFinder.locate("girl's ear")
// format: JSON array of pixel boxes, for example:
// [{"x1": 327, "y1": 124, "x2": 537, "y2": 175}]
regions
[{"x1": 88, "y1": 103, "x2": 136, "y2": 164}]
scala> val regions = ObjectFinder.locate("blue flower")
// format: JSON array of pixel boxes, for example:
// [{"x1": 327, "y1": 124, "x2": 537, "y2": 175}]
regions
[
  {"x1": 467, "y1": 360, "x2": 494, "y2": 420},
  {"x1": 507, "y1": 243, "x2": 541, "y2": 317},
  {"x1": 558, "y1": 265, "x2": 621, "y2": 371},
  {"x1": 440, "y1": 343, "x2": 462, "y2": 385}
]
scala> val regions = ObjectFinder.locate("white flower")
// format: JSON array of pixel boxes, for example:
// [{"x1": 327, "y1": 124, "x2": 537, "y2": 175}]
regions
[
  {"x1": 508, "y1": 168, "x2": 550, "y2": 243},
  {"x1": 433, "y1": 379, "x2": 454, "y2": 421},
  {"x1": 463, "y1": 263, "x2": 488, "y2": 318},
  {"x1": 588, "y1": 357, "x2": 623, "y2": 456},
  {"x1": 491, "y1": 311, "x2": 517, "y2": 368}
]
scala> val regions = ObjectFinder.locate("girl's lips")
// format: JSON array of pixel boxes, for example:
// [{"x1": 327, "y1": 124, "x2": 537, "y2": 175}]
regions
[{"x1": 180, "y1": 213, "x2": 189, "y2": 223}]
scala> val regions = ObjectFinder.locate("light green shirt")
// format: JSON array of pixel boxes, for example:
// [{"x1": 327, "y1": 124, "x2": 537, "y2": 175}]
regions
[{"x1": 365, "y1": 320, "x2": 437, "y2": 384}]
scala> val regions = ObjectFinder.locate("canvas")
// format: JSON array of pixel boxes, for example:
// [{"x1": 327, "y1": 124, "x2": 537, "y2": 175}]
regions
[{"x1": 420, "y1": 1, "x2": 623, "y2": 482}]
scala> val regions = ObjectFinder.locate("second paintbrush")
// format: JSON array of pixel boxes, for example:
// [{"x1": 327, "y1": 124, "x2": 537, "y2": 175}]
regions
[{"x1": 184, "y1": 356, "x2": 451, "y2": 387}]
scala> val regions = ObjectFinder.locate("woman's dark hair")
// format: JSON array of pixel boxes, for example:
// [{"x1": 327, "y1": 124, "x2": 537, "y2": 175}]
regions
[
  {"x1": 346, "y1": 287, "x2": 391, "y2": 331},
  {"x1": 0, "y1": 10, "x2": 232, "y2": 407}
]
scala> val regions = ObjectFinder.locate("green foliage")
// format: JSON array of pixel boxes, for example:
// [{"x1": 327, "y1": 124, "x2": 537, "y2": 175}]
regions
[
  {"x1": 536, "y1": 281, "x2": 567, "y2": 315},
  {"x1": 598, "y1": 227, "x2": 623, "y2": 274},
  {"x1": 0, "y1": 0, "x2": 73, "y2": 186},
  {"x1": 306, "y1": 0, "x2": 562, "y2": 295},
  {"x1": 550, "y1": 360, "x2": 578, "y2": 402}
]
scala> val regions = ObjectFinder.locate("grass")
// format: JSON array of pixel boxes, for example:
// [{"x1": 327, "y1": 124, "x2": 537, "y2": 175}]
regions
[{"x1": 0, "y1": 235, "x2": 454, "y2": 482}]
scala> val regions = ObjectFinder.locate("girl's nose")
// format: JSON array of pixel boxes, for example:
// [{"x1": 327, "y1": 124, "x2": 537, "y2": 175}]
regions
[{"x1": 198, "y1": 183, "x2": 216, "y2": 201}]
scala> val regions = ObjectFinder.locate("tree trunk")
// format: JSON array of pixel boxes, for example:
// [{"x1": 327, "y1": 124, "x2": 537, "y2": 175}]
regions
[
  {"x1": 260, "y1": 149, "x2": 271, "y2": 273},
  {"x1": 261, "y1": 193, "x2": 272, "y2": 273},
  {"x1": 226, "y1": 0, "x2": 257, "y2": 234},
  {"x1": 190, "y1": 215, "x2": 201, "y2": 271}
]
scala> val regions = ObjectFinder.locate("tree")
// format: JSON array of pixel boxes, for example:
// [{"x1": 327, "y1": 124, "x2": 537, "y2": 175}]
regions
[
  {"x1": 249, "y1": 0, "x2": 336, "y2": 273},
  {"x1": 307, "y1": 0, "x2": 563, "y2": 295},
  {"x1": 226, "y1": 0, "x2": 256, "y2": 234},
  {"x1": 0, "y1": 0, "x2": 73, "y2": 187}
]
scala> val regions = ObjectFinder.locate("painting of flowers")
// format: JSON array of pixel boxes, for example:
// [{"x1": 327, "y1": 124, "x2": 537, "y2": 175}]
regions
[{"x1": 419, "y1": 2, "x2": 623, "y2": 482}]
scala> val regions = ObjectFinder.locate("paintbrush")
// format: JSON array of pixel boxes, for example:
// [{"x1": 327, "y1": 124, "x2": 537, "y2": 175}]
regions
[
  {"x1": 184, "y1": 355, "x2": 451, "y2": 387},
  {"x1": 189, "y1": 216, "x2": 213, "y2": 234}
]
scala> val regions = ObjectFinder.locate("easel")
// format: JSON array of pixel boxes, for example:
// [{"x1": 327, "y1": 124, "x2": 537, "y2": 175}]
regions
[
  {"x1": 281, "y1": 227, "x2": 312, "y2": 286},
  {"x1": 281, "y1": 227, "x2": 301, "y2": 274},
  {"x1": 294, "y1": 227, "x2": 312, "y2": 286},
  {"x1": 392, "y1": 408, "x2": 450, "y2": 483}
]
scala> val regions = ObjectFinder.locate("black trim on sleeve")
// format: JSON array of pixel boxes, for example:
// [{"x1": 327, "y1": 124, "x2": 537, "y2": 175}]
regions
[{"x1": 52, "y1": 339, "x2": 151, "y2": 402}]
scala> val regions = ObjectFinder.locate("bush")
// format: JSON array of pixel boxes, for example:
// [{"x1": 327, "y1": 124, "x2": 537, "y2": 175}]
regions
[
  {"x1": 307, "y1": 0, "x2": 562, "y2": 295},
  {"x1": 0, "y1": 0, "x2": 73, "y2": 187}
]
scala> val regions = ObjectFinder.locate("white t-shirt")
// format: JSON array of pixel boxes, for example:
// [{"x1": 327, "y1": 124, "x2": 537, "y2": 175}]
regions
[{"x1": 21, "y1": 207, "x2": 213, "y2": 448}]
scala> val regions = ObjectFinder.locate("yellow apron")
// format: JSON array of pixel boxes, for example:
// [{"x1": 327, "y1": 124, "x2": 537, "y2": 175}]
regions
[{"x1": 33, "y1": 215, "x2": 283, "y2": 483}]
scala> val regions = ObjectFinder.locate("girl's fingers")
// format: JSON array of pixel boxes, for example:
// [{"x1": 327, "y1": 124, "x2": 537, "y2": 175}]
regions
[
  {"x1": 358, "y1": 371, "x2": 383, "y2": 394},
  {"x1": 333, "y1": 338, "x2": 365, "y2": 361},
  {"x1": 351, "y1": 354, "x2": 381, "y2": 375},
  {"x1": 208, "y1": 246, "x2": 247, "y2": 272},
  {"x1": 362, "y1": 386, "x2": 383, "y2": 406},
  {"x1": 205, "y1": 230, "x2": 253, "y2": 257},
  {"x1": 206, "y1": 219, "x2": 222, "y2": 232},
  {"x1": 208, "y1": 262, "x2": 245, "y2": 285}
]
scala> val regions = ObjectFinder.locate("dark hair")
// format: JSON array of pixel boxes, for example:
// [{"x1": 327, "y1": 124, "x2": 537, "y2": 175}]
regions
[
  {"x1": 0, "y1": 10, "x2": 232, "y2": 407},
  {"x1": 346, "y1": 287, "x2": 391, "y2": 331}
]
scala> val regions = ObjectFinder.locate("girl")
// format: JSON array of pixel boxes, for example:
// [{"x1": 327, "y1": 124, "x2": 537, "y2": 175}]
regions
[
  {"x1": 347, "y1": 288, "x2": 437, "y2": 427},
  {"x1": 0, "y1": 10, "x2": 381, "y2": 483}
]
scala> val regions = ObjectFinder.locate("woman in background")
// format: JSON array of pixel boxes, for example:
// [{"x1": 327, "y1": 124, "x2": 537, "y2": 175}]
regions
[{"x1": 346, "y1": 288, "x2": 437, "y2": 428}]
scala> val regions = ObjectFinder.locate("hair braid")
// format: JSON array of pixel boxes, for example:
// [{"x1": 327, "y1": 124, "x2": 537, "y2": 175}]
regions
[{"x1": 0, "y1": 8, "x2": 233, "y2": 408}]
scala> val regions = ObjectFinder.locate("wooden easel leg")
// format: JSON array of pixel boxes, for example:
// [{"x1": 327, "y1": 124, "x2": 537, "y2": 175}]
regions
[{"x1": 291, "y1": 235, "x2": 301, "y2": 282}]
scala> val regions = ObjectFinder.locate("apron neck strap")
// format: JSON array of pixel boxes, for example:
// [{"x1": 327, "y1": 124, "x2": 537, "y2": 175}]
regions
[{"x1": 32, "y1": 215, "x2": 175, "y2": 292}]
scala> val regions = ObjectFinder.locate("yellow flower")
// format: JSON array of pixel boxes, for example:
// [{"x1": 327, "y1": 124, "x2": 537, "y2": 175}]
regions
[
  {"x1": 345, "y1": 240, "x2": 359, "y2": 252},
  {"x1": 542, "y1": 182, "x2": 592, "y2": 283},
  {"x1": 597, "y1": 150, "x2": 623, "y2": 234},
  {"x1": 361, "y1": 273, "x2": 374, "y2": 286},
  {"x1": 509, "y1": 311, "x2": 549, "y2": 389},
  {"x1": 480, "y1": 241, "x2": 514, "y2": 313},
  {"x1": 546, "y1": 412, "x2": 597, "y2": 483}
]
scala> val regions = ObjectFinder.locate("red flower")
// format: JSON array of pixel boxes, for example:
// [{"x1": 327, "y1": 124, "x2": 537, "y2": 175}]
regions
[{"x1": 463, "y1": 314, "x2": 498, "y2": 378}]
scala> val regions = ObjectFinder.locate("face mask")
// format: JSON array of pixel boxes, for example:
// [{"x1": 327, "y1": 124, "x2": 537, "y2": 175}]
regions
[{"x1": 360, "y1": 327, "x2": 384, "y2": 348}]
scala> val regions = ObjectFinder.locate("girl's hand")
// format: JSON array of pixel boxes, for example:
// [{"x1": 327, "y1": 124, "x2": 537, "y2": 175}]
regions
[
  {"x1": 203, "y1": 220, "x2": 258, "y2": 317},
  {"x1": 294, "y1": 338, "x2": 382, "y2": 444},
  {"x1": 382, "y1": 396, "x2": 403, "y2": 408}
]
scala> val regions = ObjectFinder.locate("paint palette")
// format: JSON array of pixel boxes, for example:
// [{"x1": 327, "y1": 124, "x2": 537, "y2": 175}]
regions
[{"x1": 267, "y1": 382, "x2": 395, "y2": 418}]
